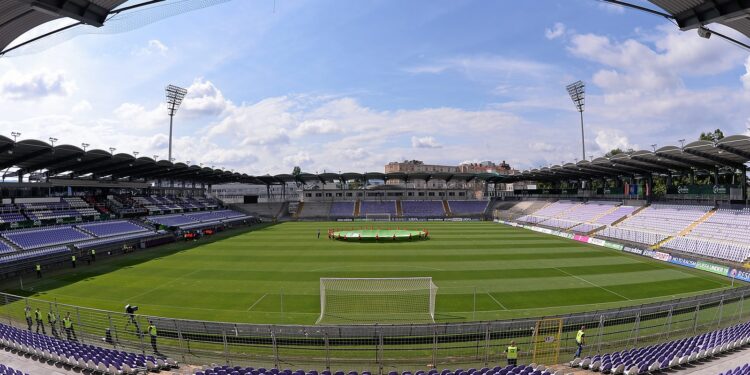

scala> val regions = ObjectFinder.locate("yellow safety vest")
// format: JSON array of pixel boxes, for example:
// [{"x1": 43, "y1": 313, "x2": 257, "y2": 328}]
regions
[
  {"x1": 47, "y1": 312, "x2": 56, "y2": 323},
  {"x1": 72, "y1": 255, "x2": 76, "y2": 262},
  {"x1": 35, "y1": 264, "x2": 41, "y2": 271},
  {"x1": 63, "y1": 318, "x2": 72, "y2": 329},
  {"x1": 91, "y1": 249, "x2": 95, "y2": 255},
  {"x1": 507, "y1": 346, "x2": 518, "y2": 359},
  {"x1": 576, "y1": 330, "x2": 585, "y2": 344},
  {"x1": 35, "y1": 310, "x2": 41, "y2": 320},
  {"x1": 148, "y1": 325, "x2": 157, "y2": 337},
  {"x1": 24, "y1": 309, "x2": 30, "y2": 318}
]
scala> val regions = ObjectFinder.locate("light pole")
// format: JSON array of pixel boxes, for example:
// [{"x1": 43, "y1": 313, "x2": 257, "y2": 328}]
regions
[
  {"x1": 165, "y1": 84, "x2": 188, "y2": 162},
  {"x1": 48, "y1": 137, "x2": 57, "y2": 147},
  {"x1": 81, "y1": 143, "x2": 89, "y2": 151},
  {"x1": 566, "y1": 80, "x2": 586, "y2": 161},
  {"x1": 109, "y1": 147, "x2": 116, "y2": 155},
  {"x1": 10, "y1": 132, "x2": 20, "y2": 142}
]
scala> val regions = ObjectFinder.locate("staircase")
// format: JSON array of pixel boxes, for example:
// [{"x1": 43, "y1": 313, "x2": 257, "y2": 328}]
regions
[
  {"x1": 294, "y1": 201, "x2": 305, "y2": 219},
  {"x1": 353, "y1": 200, "x2": 361, "y2": 217},
  {"x1": 610, "y1": 205, "x2": 648, "y2": 227},
  {"x1": 651, "y1": 236, "x2": 675, "y2": 250},
  {"x1": 442, "y1": 200, "x2": 452, "y2": 217},
  {"x1": 678, "y1": 208, "x2": 716, "y2": 236},
  {"x1": 395, "y1": 200, "x2": 403, "y2": 217}
]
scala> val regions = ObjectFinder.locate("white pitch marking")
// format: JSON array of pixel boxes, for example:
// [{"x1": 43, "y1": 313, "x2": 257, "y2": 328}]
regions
[
  {"x1": 247, "y1": 294, "x2": 268, "y2": 311},
  {"x1": 553, "y1": 267, "x2": 632, "y2": 301},
  {"x1": 485, "y1": 292, "x2": 508, "y2": 310}
]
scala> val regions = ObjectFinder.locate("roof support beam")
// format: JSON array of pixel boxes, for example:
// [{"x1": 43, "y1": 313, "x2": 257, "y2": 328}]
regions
[
  {"x1": 630, "y1": 155, "x2": 691, "y2": 172},
  {"x1": 672, "y1": 0, "x2": 750, "y2": 31},
  {"x1": 21, "y1": 152, "x2": 84, "y2": 173},
  {"x1": 716, "y1": 143, "x2": 750, "y2": 160},
  {"x1": 0, "y1": 147, "x2": 52, "y2": 170},
  {"x1": 612, "y1": 159, "x2": 671, "y2": 174},
  {"x1": 22, "y1": 0, "x2": 109, "y2": 27},
  {"x1": 683, "y1": 147, "x2": 745, "y2": 169},
  {"x1": 655, "y1": 151, "x2": 716, "y2": 171}
]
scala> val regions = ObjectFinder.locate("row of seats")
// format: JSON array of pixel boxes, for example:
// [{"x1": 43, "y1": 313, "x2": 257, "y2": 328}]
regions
[
  {"x1": 147, "y1": 209, "x2": 247, "y2": 228},
  {"x1": 0, "y1": 364, "x2": 26, "y2": 375},
  {"x1": 327, "y1": 201, "x2": 487, "y2": 218},
  {"x1": 571, "y1": 321, "x2": 750, "y2": 374},
  {"x1": 196, "y1": 365, "x2": 560, "y2": 375},
  {"x1": 0, "y1": 322, "x2": 176, "y2": 374},
  {"x1": 721, "y1": 363, "x2": 750, "y2": 375}
]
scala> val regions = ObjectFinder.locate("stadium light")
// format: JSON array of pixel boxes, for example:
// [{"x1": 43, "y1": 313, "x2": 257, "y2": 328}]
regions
[
  {"x1": 566, "y1": 80, "x2": 586, "y2": 161},
  {"x1": 10, "y1": 132, "x2": 20, "y2": 142},
  {"x1": 81, "y1": 143, "x2": 89, "y2": 151},
  {"x1": 678, "y1": 139, "x2": 686, "y2": 149},
  {"x1": 153, "y1": 155, "x2": 158, "y2": 160},
  {"x1": 165, "y1": 84, "x2": 188, "y2": 162},
  {"x1": 651, "y1": 144, "x2": 657, "y2": 152},
  {"x1": 48, "y1": 137, "x2": 57, "y2": 147},
  {"x1": 133, "y1": 151, "x2": 139, "y2": 157},
  {"x1": 109, "y1": 147, "x2": 116, "y2": 155}
]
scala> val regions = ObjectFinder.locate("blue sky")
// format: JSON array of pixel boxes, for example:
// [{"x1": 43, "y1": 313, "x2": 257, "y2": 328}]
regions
[{"x1": 1, "y1": 0, "x2": 749, "y2": 175}]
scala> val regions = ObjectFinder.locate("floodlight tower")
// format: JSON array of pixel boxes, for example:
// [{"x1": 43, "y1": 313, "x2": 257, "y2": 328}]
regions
[
  {"x1": 165, "y1": 84, "x2": 188, "y2": 162},
  {"x1": 566, "y1": 80, "x2": 586, "y2": 161}
]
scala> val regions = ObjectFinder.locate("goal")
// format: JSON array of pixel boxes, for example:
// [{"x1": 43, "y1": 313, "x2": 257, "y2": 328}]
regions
[
  {"x1": 317, "y1": 277, "x2": 438, "y2": 324},
  {"x1": 364, "y1": 213, "x2": 391, "y2": 221}
]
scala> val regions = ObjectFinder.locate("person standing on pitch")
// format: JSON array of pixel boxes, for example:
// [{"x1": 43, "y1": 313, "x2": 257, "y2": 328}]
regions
[
  {"x1": 63, "y1": 312, "x2": 77, "y2": 341},
  {"x1": 71, "y1": 254, "x2": 76, "y2": 268},
  {"x1": 90, "y1": 249, "x2": 96, "y2": 262},
  {"x1": 34, "y1": 307, "x2": 45, "y2": 334},
  {"x1": 24, "y1": 306, "x2": 32, "y2": 331},
  {"x1": 574, "y1": 326, "x2": 586, "y2": 359},
  {"x1": 35, "y1": 264, "x2": 41, "y2": 278},
  {"x1": 47, "y1": 310, "x2": 59, "y2": 338},
  {"x1": 147, "y1": 320, "x2": 158, "y2": 353},
  {"x1": 317, "y1": 229, "x2": 320, "y2": 239},
  {"x1": 505, "y1": 340, "x2": 519, "y2": 366}
]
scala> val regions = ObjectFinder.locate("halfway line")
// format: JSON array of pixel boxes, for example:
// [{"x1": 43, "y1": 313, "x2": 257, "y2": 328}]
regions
[{"x1": 553, "y1": 267, "x2": 631, "y2": 301}]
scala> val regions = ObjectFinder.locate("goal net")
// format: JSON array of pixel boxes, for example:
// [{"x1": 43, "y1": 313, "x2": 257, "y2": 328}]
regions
[
  {"x1": 364, "y1": 213, "x2": 391, "y2": 221},
  {"x1": 317, "y1": 277, "x2": 438, "y2": 324}
]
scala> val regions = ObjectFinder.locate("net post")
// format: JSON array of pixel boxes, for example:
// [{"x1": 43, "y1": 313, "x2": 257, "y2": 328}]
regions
[
  {"x1": 4, "y1": 294, "x2": 11, "y2": 325},
  {"x1": 483, "y1": 323, "x2": 491, "y2": 366},
  {"x1": 431, "y1": 324, "x2": 438, "y2": 368},
  {"x1": 107, "y1": 313, "x2": 117, "y2": 349},
  {"x1": 663, "y1": 305, "x2": 673, "y2": 342},
  {"x1": 377, "y1": 329, "x2": 384, "y2": 375},
  {"x1": 716, "y1": 296, "x2": 724, "y2": 328},
  {"x1": 738, "y1": 294, "x2": 745, "y2": 323},
  {"x1": 595, "y1": 314, "x2": 604, "y2": 354},
  {"x1": 175, "y1": 319, "x2": 186, "y2": 362},
  {"x1": 222, "y1": 329, "x2": 230, "y2": 365},
  {"x1": 270, "y1": 328, "x2": 279, "y2": 369},
  {"x1": 324, "y1": 331, "x2": 331, "y2": 371},
  {"x1": 693, "y1": 305, "x2": 700, "y2": 334},
  {"x1": 76, "y1": 306, "x2": 85, "y2": 344},
  {"x1": 631, "y1": 310, "x2": 641, "y2": 347}
]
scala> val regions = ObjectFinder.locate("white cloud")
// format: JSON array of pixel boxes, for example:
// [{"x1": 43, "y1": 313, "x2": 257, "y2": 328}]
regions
[
  {"x1": 71, "y1": 100, "x2": 92, "y2": 113},
  {"x1": 293, "y1": 119, "x2": 340, "y2": 136},
  {"x1": 405, "y1": 55, "x2": 555, "y2": 80},
  {"x1": 597, "y1": 2, "x2": 625, "y2": 13},
  {"x1": 181, "y1": 78, "x2": 230, "y2": 117},
  {"x1": 528, "y1": 141, "x2": 556, "y2": 152},
  {"x1": 742, "y1": 56, "x2": 750, "y2": 90},
  {"x1": 545, "y1": 23, "x2": 566, "y2": 40},
  {"x1": 595, "y1": 129, "x2": 637, "y2": 153},
  {"x1": 411, "y1": 136, "x2": 442, "y2": 149},
  {"x1": 112, "y1": 102, "x2": 165, "y2": 130},
  {"x1": 0, "y1": 70, "x2": 75, "y2": 100},
  {"x1": 134, "y1": 39, "x2": 169, "y2": 56}
]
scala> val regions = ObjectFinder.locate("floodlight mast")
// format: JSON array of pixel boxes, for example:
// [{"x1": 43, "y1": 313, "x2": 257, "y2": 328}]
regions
[
  {"x1": 165, "y1": 84, "x2": 188, "y2": 162},
  {"x1": 566, "y1": 80, "x2": 586, "y2": 161}
]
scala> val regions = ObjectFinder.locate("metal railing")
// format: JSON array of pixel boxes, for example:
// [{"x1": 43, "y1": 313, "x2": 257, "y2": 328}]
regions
[{"x1": 2, "y1": 286, "x2": 749, "y2": 372}]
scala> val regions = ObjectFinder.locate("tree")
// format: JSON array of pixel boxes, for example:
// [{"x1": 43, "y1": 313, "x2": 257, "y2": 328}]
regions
[
  {"x1": 292, "y1": 166, "x2": 301, "y2": 176},
  {"x1": 699, "y1": 129, "x2": 725, "y2": 142},
  {"x1": 605, "y1": 148, "x2": 623, "y2": 158}
]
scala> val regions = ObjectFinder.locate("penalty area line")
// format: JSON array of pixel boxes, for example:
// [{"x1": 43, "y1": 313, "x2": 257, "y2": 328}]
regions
[
  {"x1": 485, "y1": 292, "x2": 508, "y2": 310},
  {"x1": 247, "y1": 294, "x2": 267, "y2": 311}
]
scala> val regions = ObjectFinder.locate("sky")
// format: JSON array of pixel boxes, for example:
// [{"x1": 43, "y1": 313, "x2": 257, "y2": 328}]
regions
[{"x1": 1, "y1": 0, "x2": 750, "y2": 175}]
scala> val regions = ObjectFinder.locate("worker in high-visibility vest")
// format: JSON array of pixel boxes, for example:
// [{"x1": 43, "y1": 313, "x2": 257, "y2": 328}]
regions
[
  {"x1": 505, "y1": 340, "x2": 519, "y2": 366},
  {"x1": 35, "y1": 264, "x2": 41, "y2": 278},
  {"x1": 147, "y1": 321, "x2": 158, "y2": 353},
  {"x1": 24, "y1": 306, "x2": 32, "y2": 331},
  {"x1": 63, "y1": 312, "x2": 77, "y2": 341},
  {"x1": 71, "y1": 255, "x2": 76, "y2": 269},
  {"x1": 47, "y1": 310, "x2": 59, "y2": 338},
  {"x1": 574, "y1": 326, "x2": 586, "y2": 359},
  {"x1": 34, "y1": 307, "x2": 45, "y2": 334},
  {"x1": 90, "y1": 249, "x2": 96, "y2": 262}
]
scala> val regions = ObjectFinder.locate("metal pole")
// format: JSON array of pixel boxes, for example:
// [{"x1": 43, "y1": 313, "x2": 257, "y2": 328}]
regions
[
  {"x1": 324, "y1": 331, "x2": 331, "y2": 371},
  {"x1": 223, "y1": 330, "x2": 230, "y2": 365},
  {"x1": 76, "y1": 307, "x2": 84, "y2": 344},
  {"x1": 596, "y1": 315, "x2": 604, "y2": 354},
  {"x1": 168, "y1": 114, "x2": 174, "y2": 162},
  {"x1": 579, "y1": 110, "x2": 586, "y2": 161},
  {"x1": 473, "y1": 287, "x2": 477, "y2": 321}
]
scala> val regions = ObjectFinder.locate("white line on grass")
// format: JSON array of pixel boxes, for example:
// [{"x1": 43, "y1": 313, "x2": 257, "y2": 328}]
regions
[
  {"x1": 247, "y1": 294, "x2": 267, "y2": 311},
  {"x1": 485, "y1": 292, "x2": 508, "y2": 310},
  {"x1": 309, "y1": 264, "x2": 444, "y2": 272},
  {"x1": 123, "y1": 269, "x2": 202, "y2": 302},
  {"x1": 553, "y1": 267, "x2": 632, "y2": 301}
]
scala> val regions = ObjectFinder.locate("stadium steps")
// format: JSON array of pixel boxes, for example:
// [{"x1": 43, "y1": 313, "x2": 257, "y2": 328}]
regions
[
  {"x1": 590, "y1": 204, "x2": 622, "y2": 223},
  {"x1": 294, "y1": 201, "x2": 305, "y2": 219},
  {"x1": 551, "y1": 202, "x2": 584, "y2": 219},
  {"x1": 353, "y1": 200, "x2": 361, "y2": 217},
  {"x1": 395, "y1": 200, "x2": 403, "y2": 217},
  {"x1": 651, "y1": 235, "x2": 675, "y2": 250},
  {"x1": 678, "y1": 208, "x2": 717, "y2": 236},
  {"x1": 443, "y1": 200, "x2": 452, "y2": 217},
  {"x1": 610, "y1": 204, "x2": 648, "y2": 226}
]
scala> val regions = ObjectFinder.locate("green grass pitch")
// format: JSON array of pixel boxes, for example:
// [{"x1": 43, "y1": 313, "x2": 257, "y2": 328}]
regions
[{"x1": 7, "y1": 221, "x2": 736, "y2": 325}]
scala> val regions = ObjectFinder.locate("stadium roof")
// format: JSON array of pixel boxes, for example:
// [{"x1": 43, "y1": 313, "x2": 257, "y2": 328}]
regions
[
  {"x1": 516, "y1": 134, "x2": 750, "y2": 182},
  {"x1": 0, "y1": 0, "x2": 128, "y2": 53},
  {"x1": 1, "y1": 135, "x2": 749, "y2": 186},
  {"x1": 647, "y1": 0, "x2": 750, "y2": 38}
]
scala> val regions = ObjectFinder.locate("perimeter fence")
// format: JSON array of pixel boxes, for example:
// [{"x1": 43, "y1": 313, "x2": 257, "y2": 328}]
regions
[{"x1": 1, "y1": 286, "x2": 749, "y2": 372}]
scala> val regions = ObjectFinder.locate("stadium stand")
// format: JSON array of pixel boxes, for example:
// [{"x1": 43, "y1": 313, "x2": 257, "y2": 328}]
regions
[
  {"x1": 296, "y1": 201, "x2": 332, "y2": 219},
  {"x1": 571, "y1": 320, "x2": 750, "y2": 374},
  {"x1": 447, "y1": 200, "x2": 488, "y2": 217},
  {"x1": 0, "y1": 364, "x2": 27, "y2": 375},
  {"x1": 0, "y1": 246, "x2": 69, "y2": 265},
  {"x1": 597, "y1": 204, "x2": 712, "y2": 246},
  {"x1": 329, "y1": 202, "x2": 355, "y2": 218},
  {"x1": 359, "y1": 200, "x2": 396, "y2": 216},
  {"x1": 77, "y1": 220, "x2": 148, "y2": 237},
  {"x1": 493, "y1": 200, "x2": 551, "y2": 221},
  {"x1": 660, "y1": 207, "x2": 750, "y2": 262},
  {"x1": 721, "y1": 364, "x2": 750, "y2": 375},
  {"x1": 2, "y1": 226, "x2": 92, "y2": 250},
  {"x1": 194, "y1": 365, "x2": 558, "y2": 375},
  {"x1": 0, "y1": 322, "x2": 175, "y2": 373},
  {"x1": 400, "y1": 200, "x2": 445, "y2": 218}
]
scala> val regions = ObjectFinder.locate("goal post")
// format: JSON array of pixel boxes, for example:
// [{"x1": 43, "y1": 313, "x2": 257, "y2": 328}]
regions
[
  {"x1": 364, "y1": 213, "x2": 391, "y2": 222},
  {"x1": 317, "y1": 277, "x2": 438, "y2": 324}
]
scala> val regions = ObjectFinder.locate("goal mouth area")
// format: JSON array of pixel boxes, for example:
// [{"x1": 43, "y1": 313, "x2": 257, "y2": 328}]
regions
[{"x1": 331, "y1": 229, "x2": 428, "y2": 241}]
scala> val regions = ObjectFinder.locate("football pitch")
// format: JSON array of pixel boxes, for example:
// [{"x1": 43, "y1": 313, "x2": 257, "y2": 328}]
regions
[{"x1": 7, "y1": 221, "x2": 736, "y2": 325}]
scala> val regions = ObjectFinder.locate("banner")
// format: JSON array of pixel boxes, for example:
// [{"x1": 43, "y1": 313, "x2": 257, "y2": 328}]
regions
[
  {"x1": 623, "y1": 247, "x2": 643, "y2": 255},
  {"x1": 696, "y1": 261, "x2": 729, "y2": 275},
  {"x1": 668, "y1": 184, "x2": 732, "y2": 195},
  {"x1": 669, "y1": 256, "x2": 697, "y2": 268},
  {"x1": 642, "y1": 249, "x2": 656, "y2": 258},
  {"x1": 602, "y1": 241, "x2": 624, "y2": 250},
  {"x1": 573, "y1": 235, "x2": 589, "y2": 243},
  {"x1": 728, "y1": 268, "x2": 750, "y2": 282},
  {"x1": 588, "y1": 238, "x2": 606, "y2": 246},
  {"x1": 651, "y1": 251, "x2": 672, "y2": 262}
]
